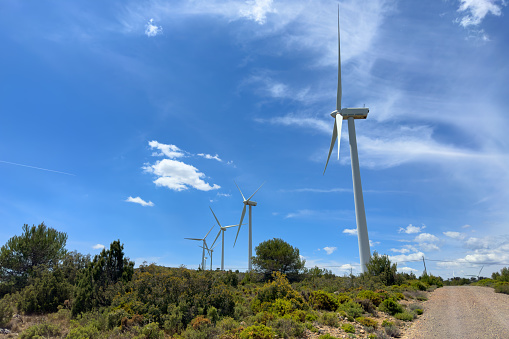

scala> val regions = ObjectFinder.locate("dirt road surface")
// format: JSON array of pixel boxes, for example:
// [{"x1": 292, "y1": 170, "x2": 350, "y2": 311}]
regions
[{"x1": 403, "y1": 286, "x2": 509, "y2": 339}]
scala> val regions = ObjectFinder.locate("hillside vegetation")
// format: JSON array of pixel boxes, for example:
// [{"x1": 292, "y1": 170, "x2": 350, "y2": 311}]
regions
[{"x1": 0, "y1": 223, "x2": 451, "y2": 338}]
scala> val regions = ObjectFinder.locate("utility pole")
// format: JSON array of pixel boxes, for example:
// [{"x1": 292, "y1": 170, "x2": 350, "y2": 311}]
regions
[{"x1": 422, "y1": 256, "x2": 427, "y2": 275}]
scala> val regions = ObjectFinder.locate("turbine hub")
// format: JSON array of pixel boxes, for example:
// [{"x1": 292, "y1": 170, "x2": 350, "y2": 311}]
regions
[
  {"x1": 330, "y1": 110, "x2": 341, "y2": 118},
  {"x1": 245, "y1": 200, "x2": 257, "y2": 206}
]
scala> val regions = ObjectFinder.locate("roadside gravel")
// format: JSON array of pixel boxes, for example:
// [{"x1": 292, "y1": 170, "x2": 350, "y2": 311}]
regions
[{"x1": 403, "y1": 286, "x2": 509, "y2": 339}]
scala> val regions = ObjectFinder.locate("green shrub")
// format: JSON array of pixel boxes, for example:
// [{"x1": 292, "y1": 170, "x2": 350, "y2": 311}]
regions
[
  {"x1": 318, "y1": 334, "x2": 338, "y2": 339},
  {"x1": 341, "y1": 323, "x2": 355, "y2": 333},
  {"x1": 394, "y1": 311, "x2": 415, "y2": 321},
  {"x1": 268, "y1": 316, "x2": 305, "y2": 338},
  {"x1": 240, "y1": 324, "x2": 274, "y2": 339},
  {"x1": 415, "y1": 308, "x2": 423, "y2": 315},
  {"x1": 305, "y1": 322, "x2": 319, "y2": 332},
  {"x1": 378, "y1": 298, "x2": 403, "y2": 316},
  {"x1": 318, "y1": 312, "x2": 339, "y2": 327},
  {"x1": 107, "y1": 308, "x2": 130, "y2": 329},
  {"x1": 357, "y1": 290, "x2": 382, "y2": 306},
  {"x1": 337, "y1": 300, "x2": 364, "y2": 318},
  {"x1": 336, "y1": 293, "x2": 352, "y2": 304},
  {"x1": 381, "y1": 320, "x2": 394, "y2": 327},
  {"x1": 66, "y1": 324, "x2": 100, "y2": 339},
  {"x1": 140, "y1": 322, "x2": 164, "y2": 339},
  {"x1": 356, "y1": 316, "x2": 378, "y2": 328},
  {"x1": 20, "y1": 322, "x2": 61, "y2": 339},
  {"x1": 305, "y1": 312, "x2": 318, "y2": 322},
  {"x1": 494, "y1": 282, "x2": 509, "y2": 295},
  {"x1": 310, "y1": 290, "x2": 339, "y2": 311},
  {"x1": 384, "y1": 325, "x2": 400, "y2": 338},
  {"x1": 0, "y1": 294, "x2": 15, "y2": 327},
  {"x1": 271, "y1": 298, "x2": 293, "y2": 316},
  {"x1": 410, "y1": 280, "x2": 427, "y2": 291},
  {"x1": 217, "y1": 317, "x2": 239, "y2": 333}
]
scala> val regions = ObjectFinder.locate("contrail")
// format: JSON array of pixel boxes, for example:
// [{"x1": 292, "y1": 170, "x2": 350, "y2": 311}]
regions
[{"x1": 0, "y1": 160, "x2": 75, "y2": 176}]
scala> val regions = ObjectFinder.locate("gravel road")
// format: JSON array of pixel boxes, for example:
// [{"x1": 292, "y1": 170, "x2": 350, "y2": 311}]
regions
[{"x1": 403, "y1": 286, "x2": 509, "y2": 339}]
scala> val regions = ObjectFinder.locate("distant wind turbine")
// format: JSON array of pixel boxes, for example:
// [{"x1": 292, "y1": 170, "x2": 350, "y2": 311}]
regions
[
  {"x1": 209, "y1": 206, "x2": 241, "y2": 271},
  {"x1": 234, "y1": 181, "x2": 265, "y2": 272},
  {"x1": 200, "y1": 242, "x2": 219, "y2": 270},
  {"x1": 185, "y1": 225, "x2": 214, "y2": 270},
  {"x1": 323, "y1": 8, "x2": 371, "y2": 273}
]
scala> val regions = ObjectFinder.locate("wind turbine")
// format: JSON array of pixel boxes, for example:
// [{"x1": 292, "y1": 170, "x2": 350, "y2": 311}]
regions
[
  {"x1": 234, "y1": 181, "x2": 265, "y2": 272},
  {"x1": 209, "y1": 206, "x2": 241, "y2": 271},
  {"x1": 323, "y1": 8, "x2": 371, "y2": 273},
  {"x1": 200, "y1": 242, "x2": 219, "y2": 270},
  {"x1": 185, "y1": 225, "x2": 214, "y2": 270}
]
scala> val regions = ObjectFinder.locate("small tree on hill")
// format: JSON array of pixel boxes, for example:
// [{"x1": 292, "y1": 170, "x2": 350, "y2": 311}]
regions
[
  {"x1": 72, "y1": 240, "x2": 134, "y2": 315},
  {"x1": 0, "y1": 222, "x2": 67, "y2": 295},
  {"x1": 252, "y1": 238, "x2": 305, "y2": 280},
  {"x1": 363, "y1": 251, "x2": 397, "y2": 286}
]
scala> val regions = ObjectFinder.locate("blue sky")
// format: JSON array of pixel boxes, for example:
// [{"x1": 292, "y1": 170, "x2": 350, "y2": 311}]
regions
[{"x1": 1, "y1": 0, "x2": 508, "y2": 279}]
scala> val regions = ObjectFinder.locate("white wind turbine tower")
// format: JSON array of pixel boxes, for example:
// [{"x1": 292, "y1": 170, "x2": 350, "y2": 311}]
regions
[
  {"x1": 234, "y1": 181, "x2": 264, "y2": 272},
  {"x1": 209, "y1": 206, "x2": 241, "y2": 271},
  {"x1": 185, "y1": 225, "x2": 214, "y2": 270},
  {"x1": 323, "y1": 9, "x2": 371, "y2": 273},
  {"x1": 200, "y1": 242, "x2": 219, "y2": 270}
]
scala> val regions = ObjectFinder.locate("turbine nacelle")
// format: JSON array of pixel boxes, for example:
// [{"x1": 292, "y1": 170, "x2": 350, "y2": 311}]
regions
[{"x1": 331, "y1": 108, "x2": 369, "y2": 120}]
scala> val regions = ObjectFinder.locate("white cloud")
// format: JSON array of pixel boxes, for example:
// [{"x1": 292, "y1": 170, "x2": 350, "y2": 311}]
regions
[
  {"x1": 399, "y1": 224, "x2": 426, "y2": 234},
  {"x1": 125, "y1": 196, "x2": 155, "y2": 207},
  {"x1": 465, "y1": 236, "x2": 492, "y2": 249},
  {"x1": 145, "y1": 18, "x2": 163, "y2": 37},
  {"x1": 462, "y1": 224, "x2": 472, "y2": 229},
  {"x1": 217, "y1": 193, "x2": 231, "y2": 197},
  {"x1": 389, "y1": 251, "x2": 426, "y2": 263},
  {"x1": 145, "y1": 159, "x2": 220, "y2": 191},
  {"x1": 369, "y1": 240, "x2": 380, "y2": 247},
  {"x1": 398, "y1": 266, "x2": 418, "y2": 273},
  {"x1": 457, "y1": 0, "x2": 505, "y2": 27},
  {"x1": 414, "y1": 233, "x2": 440, "y2": 243},
  {"x1": 419, "y1": 243, "x2": 440, "y2": 251},
  {"x1": 443, "y1": 231, "x2": 466, "y2": 240},
  {"x1": 240, "y1": 0, "x2": 276, "y2": 24},
  {"x1": 343, "y1": 228, "x2": 357, "y2": 236},
  {"x1": 92, "y1": 244, "x2": 105, "y2": 250},
  {"x1": 390, "y1": 248, "x2": 410, "y2": 254},
  {"x1": 145, "y1": 141, "x2": 220, "y2": 192},
  {"x1": 197, "y1": 153, "x2": 222, "y2": 162},
  {"x1": 149, "y1": 140, "x2": 185, "y2": 159},
  {"x1": 323, "y1": 246, "x2": 337, "y2": 255}
]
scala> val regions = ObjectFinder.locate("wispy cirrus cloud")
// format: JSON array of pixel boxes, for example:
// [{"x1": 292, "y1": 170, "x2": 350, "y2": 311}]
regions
[
  {"x1": 457, "y1": 0, "x2": 505, "y2": 27},
  {"x1": 197, "y1": 153, "x2": 222, "y2": 162},
  {"x1": 145, "y1": 18, "x2": 162, "y2": 37},
  {"x1": 443, "y1": 231, "x2": 466, "y2": 240},
  {"x1": 125, "y1": 196, "x2": 154, "y2": 207}
]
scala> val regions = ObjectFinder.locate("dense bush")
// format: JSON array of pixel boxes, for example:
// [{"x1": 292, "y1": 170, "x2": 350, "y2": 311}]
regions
[
  {"x1": 240, "y1": 324, "x2": 274, "y2": 339},
  {"x1": 378, "y1": 298, "x2": 403, "y2": 316},
  {"x1": 356, "y1": 316, "x2": 378, "y2": 328},
  {"x1": 341, "y1": 323, "x2": 355, "y2": 333},
  {"x1": 309, "y1": 290, "x2": 339, "y2": 311},
  {"x1": 363, "y1": 251, "x2": 397, "y2": 286},
  {"x1": 394, "y1": 311, "x2": 415, "y2": 321},
  {"x1": 337, "y1": 300, "x2": 364, "y2": 318},
  {"x1": 419, "y1": 272, "x2": 443, "y2": 287},
  {"x1": 19, "y1": 322, "x2": 61, "y2": 339}
]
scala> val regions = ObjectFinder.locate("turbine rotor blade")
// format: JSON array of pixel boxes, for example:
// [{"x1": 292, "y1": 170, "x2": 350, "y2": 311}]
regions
[
  {"x1": 185, "y1": 238, "x2": 202, "y2": 241},
  {"x1": 323, "y1": 118, "x2": 338, "y2": 175},
  {"x1": 211, "y1": 230, "x2": 221, "y2": 248},
  {"x1": 209, "y1": 206, "x2": 222, "y2": 227},
  {"x1": 335, "y1": 114, "x2": 343, "y2": 160},
  {"x1": 204, "y1": 225, "x2": 214, "y2": 239},
  {"x1": 234, "y1": 180, "x2": 246, "y2": 201},
  {"x1": 337, "y1": 5, "x2": 342, "y2": 111},
  {"x1": 234, "y1": 205, "x2": 247, "y2": 247},
  {"x1": 247, "y1": 182, "x2": 265, "y2": 201}
]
